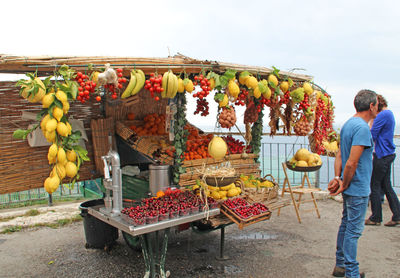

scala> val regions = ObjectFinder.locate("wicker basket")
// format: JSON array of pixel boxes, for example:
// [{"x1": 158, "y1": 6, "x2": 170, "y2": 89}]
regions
[{"x1": 237, "y1": 174, "x2": 279, "y2": 203}]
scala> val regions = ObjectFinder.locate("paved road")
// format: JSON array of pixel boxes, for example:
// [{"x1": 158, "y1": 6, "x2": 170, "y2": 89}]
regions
[{"x1": 0, "y1": 199, "x2": 399, "y2": 278}]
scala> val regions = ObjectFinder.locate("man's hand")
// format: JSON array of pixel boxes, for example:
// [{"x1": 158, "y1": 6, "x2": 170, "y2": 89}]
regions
[
  {"x1": 328, "y1": 178, "x2": 346, "y2": 196},
  {"x1": 328, "y1": 178, "x2": 339, "y2": 194}
]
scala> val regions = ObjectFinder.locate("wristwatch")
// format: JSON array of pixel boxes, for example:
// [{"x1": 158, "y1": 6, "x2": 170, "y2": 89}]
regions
[{"x1": 334, "y1": 176, "x2": 341, "y2": 181}]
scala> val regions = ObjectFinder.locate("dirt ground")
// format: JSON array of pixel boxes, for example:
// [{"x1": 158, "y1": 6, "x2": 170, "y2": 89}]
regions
[{"x1": 0, "y1": 199, "x2": 399, "y2": 278}]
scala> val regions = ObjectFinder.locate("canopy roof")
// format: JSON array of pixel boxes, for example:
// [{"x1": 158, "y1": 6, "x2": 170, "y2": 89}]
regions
[{"x1": 0, "y1": 53, "x2": 312, "y2": 81}]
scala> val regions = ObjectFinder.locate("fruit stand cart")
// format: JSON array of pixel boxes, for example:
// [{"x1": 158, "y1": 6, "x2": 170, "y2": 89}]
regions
[{"x1": 0, "y1": 54, "x2": 337, "y2": 278}]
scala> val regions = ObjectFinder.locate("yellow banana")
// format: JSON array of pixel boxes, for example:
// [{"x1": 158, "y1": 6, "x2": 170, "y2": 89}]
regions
[
  {"x1": 167, "y1": 71, "x2": 175, "y2": 98},
  {"x1": 207, "y1": 185, "x2": 219, "y2": 191},
  {"x1": 169, "y1": 73, "x2": 178, "y2": 98},
  {"x1": 121, "y1": 70, "x2": 137, "y2": 98},
  {"x1": 131, "y1": 69, "x2": 145, "y2": 96},
  {"x1": 161, "y1": 71, "x2": 169, "y2": 98}
]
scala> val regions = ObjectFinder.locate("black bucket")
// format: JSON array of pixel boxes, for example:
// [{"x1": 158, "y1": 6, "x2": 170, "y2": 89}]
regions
[{"x1": 79, "y1": 199, "x2": 119, "y2": 249}]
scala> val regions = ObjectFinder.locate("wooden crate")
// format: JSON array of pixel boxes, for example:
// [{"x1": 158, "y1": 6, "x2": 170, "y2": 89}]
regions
[{"x1": 220, "y1": 203, "x2": 271, "y2": 229}]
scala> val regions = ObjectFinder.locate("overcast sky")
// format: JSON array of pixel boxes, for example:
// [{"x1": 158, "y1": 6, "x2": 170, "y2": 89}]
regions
[{"x1": 2, "y1": 0, "x2": 400, "y2": 131}]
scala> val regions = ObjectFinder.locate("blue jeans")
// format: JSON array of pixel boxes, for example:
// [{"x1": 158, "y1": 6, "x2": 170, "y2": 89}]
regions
[{"x1": 336, "y1": 194, "x2": 368, "y2": 278}]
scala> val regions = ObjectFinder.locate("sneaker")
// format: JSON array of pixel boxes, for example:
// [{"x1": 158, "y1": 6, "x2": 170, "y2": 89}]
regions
[
  {"x1": 332, "y1": 266, "x2": 345, "y2": 277},
  {"x1": 384, "y1": 220, "x2": 400, "y2": 227},
  {"x1": 365, "y1": 219, "x2": 381, "y2": 226}
]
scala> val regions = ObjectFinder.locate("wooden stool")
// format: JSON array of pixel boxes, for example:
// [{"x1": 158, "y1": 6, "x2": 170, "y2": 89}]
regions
[{"x1": 277, "y1": 162, "x2": 321, "y2": 223}]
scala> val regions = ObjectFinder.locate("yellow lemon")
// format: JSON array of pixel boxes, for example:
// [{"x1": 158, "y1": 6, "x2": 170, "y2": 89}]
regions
[
  {"x1": 280, "y1": 81, "x2": 289, "y2": 93},
  {"x1": 268, "y1": 74, "x2": 278, "y2": 87},
  {"x1": 177, "y1": 78, "x2": 185, "y2": 93},
  {"x1": 46, "y1": 118, "x2": 57, "y2": 132},
  {"x1": 56, "y1": 122, "x2": 69, "y2": 137},
  {"x1": 303, "y1": 82, "x2": 313, "y2": 95},
  {"x1": 228, "y1": 80, "x2": 240, "y2": 98},
  {"x1": 44, "y1": 177, "x2": 54, "y2": 194},
  {"x1": 48, "y1": 143, "x2": 58, "y2": 158},
  {"x1": 48, "y1": 153, "x2": 57, "y2": 164},
  {"x1": 262, "y1": 86, "x2": 272, "y2": 99},
  {"x1": 66, "y1": 122, "x2": 72, "y2": 135},
  {"x1": 45, "y1": 130, "x2": 56, "y2": 143},
  {"x1": 53, "y1": 163, "x2": 66, "y2": 180},
  {"x1": 57, "y1": 148, "x2": 67, "y2": 165},
  {"x1": 52, "y1": 106, "x2": 63, "y2": 122},
  {"x1": 42, "y1": 93, "x2": 55, "y2": 108},
  {"x1": 209, "y1": 78, "x2": 215, "y2": 90},
  {"x1": 184, "y1": 78, "x2": 194, "y2": 93},
  {"x1": 66, "y1": 150, "x2": 77, "y2": 162},
  {"x1": 219, "y1": 94, "x2": 229, "y2": 108},
  {"x1": 253, "y1": 86, "x2": 261, "y2": 98},
  {"x1": 21, "y1": 78, "x2": 46, "y2": 103},
  {"x1": 245, "y1": 76, "x2": 258, "y2": 89},
  {"x1": 49, "y1": 176, "x2": 60, "y2": 192},
  {"x1": 65, "y1": 161, "x2": 78, "y2": 178},
  {"x1": 55, "y1": 90, "x2": 68, "y2": 103},
  {"x1": 40, "y1": 114, "x2": 51, "y2": 132},
  {"x1": 62, "y1": 101, "x2": 70, "y2": 114}
]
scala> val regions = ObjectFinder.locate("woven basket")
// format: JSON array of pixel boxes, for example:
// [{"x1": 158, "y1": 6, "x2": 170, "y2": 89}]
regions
[{"x1": 237, "y1": 174, "x2": 279, "y2": 203}]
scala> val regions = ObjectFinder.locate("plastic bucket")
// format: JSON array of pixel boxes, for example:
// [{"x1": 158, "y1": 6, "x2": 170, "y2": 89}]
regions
[{"x1": 79, "y1": 199, "x2": 119, "y2": 249}]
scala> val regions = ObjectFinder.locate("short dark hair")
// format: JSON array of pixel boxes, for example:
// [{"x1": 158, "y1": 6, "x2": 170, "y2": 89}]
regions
[
  {"x1": 354, "y1": 89, "x2": 377, "y2": 112},
  {"x1": 377, "y1": 94, "x2": 387, "y2": 112}
]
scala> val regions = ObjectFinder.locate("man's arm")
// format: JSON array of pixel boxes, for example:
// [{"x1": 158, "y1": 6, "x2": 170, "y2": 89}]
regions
[
  {"x1": 331, "y1": 145, "x2": 365, "y2": 196},
  {"x1": 328, "y1": 149, "x2": 342, "y2": 194}
]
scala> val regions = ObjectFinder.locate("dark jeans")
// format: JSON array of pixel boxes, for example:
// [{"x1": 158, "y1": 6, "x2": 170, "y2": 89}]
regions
[{"x1": 369, "y1": 153, "x2": 400, "y2": 222}]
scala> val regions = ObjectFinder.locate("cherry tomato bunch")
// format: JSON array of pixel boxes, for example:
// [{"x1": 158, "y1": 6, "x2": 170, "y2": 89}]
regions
[
  {"x1": 76, "y1": 72, "x2": 97, "y2": 103},
  {"x1": 193, "y1": 74, "x2": 211, "y2": 99},
  {"x1": 144, "y1": 73, "x2": 163, "y2": 101},
  {"x1": 194, "y1": 99, "x2": 209, "y2": 116},
  {"x1": 279, "y1": 91, "x2": 291, "y2": 105},
  {"x1": 234, "y1": 88, "x2": 249, "y2": 106},
  {"x1": 103, "y1": 68, "x2": 127, "y2": 100},
  {"x1": 298, "y1": 94, "x2": 311, "y2": 111},
  {"x1": 259, "y1": 95, "x2": 272, "y2": 109}
]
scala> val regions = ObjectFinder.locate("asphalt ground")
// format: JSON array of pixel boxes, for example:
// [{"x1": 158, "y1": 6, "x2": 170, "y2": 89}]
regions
[{"x1": 0, "y1": 198, "x2": 399, "y2": 278}]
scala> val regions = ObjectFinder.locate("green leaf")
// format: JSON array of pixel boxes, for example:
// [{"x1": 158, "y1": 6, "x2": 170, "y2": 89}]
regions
[
  {"x1": 54, "y1": 98, "x2": 63, "y2": 108},
  {"x1": 13, "y1": 129, "x2": 30, "y2": 140},
  {"x1": 220, "y1": 75, "x2": 229, "y2": 88},
  {"x1": 214, "y1": 92, "x2": 225, "y2": 102},
  {"x1": 223, "y1": 69, "x2": 236, "y2": 80},
  {"x1": 288, "y1": 78, "x2": 294, "y2": 87},
  {"x1": 69, "y1": 81, "x2": 78, "y2": 99}
]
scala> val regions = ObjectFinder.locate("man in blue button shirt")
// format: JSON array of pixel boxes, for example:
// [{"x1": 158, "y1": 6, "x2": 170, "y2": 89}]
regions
[
  {"x1": 328, "y1": 89, "x2": 378, "y2": 278},
  {"x1": 365, "y1": 94, "x2": 400, "y2": 227}
]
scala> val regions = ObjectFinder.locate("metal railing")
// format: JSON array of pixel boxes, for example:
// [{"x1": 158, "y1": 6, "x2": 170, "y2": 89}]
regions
[{"x1": 260, "y1": 142, "x2": 399, "y2": 191}]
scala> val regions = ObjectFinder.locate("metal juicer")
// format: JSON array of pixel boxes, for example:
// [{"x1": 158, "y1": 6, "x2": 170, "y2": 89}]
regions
[{"x1": 100, "y1": 149, "x2": 123, "y2": 217}]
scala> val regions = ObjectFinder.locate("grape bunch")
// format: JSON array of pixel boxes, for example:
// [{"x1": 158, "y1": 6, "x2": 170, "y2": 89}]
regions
[{"x1": 194, "y1": 99, "x2": 209, "y2": 116}]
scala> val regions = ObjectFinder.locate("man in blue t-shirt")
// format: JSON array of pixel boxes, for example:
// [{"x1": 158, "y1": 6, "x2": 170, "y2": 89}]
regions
[
  {"x1": 365, "y1": 95, "x2": 400, "y2": 227},
  {"x1": 328, "y1": 89, "x2": 378, "y2": 278}
]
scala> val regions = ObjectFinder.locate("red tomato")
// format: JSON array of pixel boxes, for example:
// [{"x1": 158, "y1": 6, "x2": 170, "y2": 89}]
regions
[{"x1": 96, "y1": 96, "x2": 101, "y2": 102}]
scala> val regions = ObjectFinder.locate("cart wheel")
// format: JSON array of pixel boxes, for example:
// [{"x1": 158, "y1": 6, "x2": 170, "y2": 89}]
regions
[{"x1": 122, "y1": 231, "x2": 142, "y2": 252}]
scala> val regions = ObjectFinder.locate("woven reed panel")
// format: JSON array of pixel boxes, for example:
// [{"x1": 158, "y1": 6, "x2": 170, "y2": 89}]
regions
[{"x1": 0, "y1": 81, "x2": 102, "y2": 194}]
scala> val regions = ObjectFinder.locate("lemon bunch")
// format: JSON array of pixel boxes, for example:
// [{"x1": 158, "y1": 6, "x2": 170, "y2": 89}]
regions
[
  {"x1": 207, "y1": 183, "x2": 242, "y2": 200},
  {"x1": 40, "y1": 89, "x2": 72, "y2": 142}
]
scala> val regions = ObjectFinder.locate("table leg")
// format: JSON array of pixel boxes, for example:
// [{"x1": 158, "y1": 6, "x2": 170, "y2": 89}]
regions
[
  {"x1": 215, "y1": 226, "x2": 229, "y2": 260},
  {"x1": 140, "y1": 230, "x2": 170, "y2": 278}
]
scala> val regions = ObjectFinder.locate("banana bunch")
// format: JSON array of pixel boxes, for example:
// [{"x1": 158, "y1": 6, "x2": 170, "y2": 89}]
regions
[
  {"x1": 121, "y1": 69, "x2": 145, "y2": 98},
  {"x1": 161, "y1": 70, "x2": 178, "y2": 98},
  {"x1": 207, "y1": 183, "x2": 242, "y2": 200}
]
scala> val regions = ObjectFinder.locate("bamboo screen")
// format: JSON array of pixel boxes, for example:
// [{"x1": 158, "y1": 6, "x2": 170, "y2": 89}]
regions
[{"x1": 0, "y1": 81, "x2": 102, "y2": 194}]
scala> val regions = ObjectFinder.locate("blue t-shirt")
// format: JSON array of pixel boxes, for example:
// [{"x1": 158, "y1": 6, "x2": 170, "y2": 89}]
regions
[
  {"x1": 340, "y1": 117, "x2": 373, "y2": 197},
  {"x1": 370, "y1": 110, "x2": 396, "y2": 159}
]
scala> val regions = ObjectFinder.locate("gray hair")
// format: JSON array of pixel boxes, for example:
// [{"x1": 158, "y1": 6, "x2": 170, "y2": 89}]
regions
[{"x1": 354, "y1": 89, "x2": 377, "y2": 112}]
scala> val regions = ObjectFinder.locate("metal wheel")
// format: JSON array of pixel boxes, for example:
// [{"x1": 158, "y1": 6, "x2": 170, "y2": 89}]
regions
[{"x1": 122, "y1": 231, "x2": 142, "y2": 252}]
